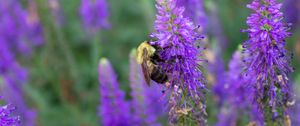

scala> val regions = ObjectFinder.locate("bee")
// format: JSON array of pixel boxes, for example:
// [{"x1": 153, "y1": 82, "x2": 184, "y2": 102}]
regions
[{"x1": 136, "y1": 41, "x2": 168, "y2": 86}]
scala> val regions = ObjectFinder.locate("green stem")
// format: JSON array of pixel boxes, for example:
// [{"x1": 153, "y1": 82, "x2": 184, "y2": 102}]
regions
[
  {"x1": 53, "y1": 23, "x2": 79, "y2": 80},
  {"x1": 92, "y1": 32, "x2": 101, "y2": 71},
  {"x1": 35, "y1": 0, "x2": 79, "y2": 80}
]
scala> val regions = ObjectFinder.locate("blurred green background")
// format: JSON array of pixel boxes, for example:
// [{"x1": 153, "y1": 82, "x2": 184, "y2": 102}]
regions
[{"x1": 18, "y1": 0, "x2": 300, "y2": 125}]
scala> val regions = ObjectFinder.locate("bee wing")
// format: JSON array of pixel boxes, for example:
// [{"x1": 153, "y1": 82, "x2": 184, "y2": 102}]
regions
[{"x1": 141, "y1": 49, "x2": 151, "y2": 86}]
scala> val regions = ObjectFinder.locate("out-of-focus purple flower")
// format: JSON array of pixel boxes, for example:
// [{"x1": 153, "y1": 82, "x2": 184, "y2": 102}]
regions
[
  {"x1": 0, "y1": 97, "x2": 20, "y2": 126},
  {"x1": 176, "y1": 0, "x2": 207, "y2": 32},
  {"x1": 207, "y1": 49, "x2": 226, "y2": 107},
  {"x1": 0, "y1": 0, "x2": 30, "y2": 55},
  {"x1": 0, "y1": 38, "x2": 36, "y2": 126},
  {"x1": 150, "y1": 0, "x2": 207, "y2": 124},
  {"x1": 283, "y1": 0, "x2": 300, "y2": 30},
  {"x1": 287, "y1": 85, "x2": 300, "y2": 125},
  {"x1": 207, "y1": 0, "x2": 228, "y2": 49},
  {"x1": 296, "y1": 101, "x2": 300, "y2": 125},
  {"x1": 0, "y1": 0, "x2": 44, "y2": 55},
  {"x1": 26, "y1": 1, "x2": 44, "y2": 46},
  {"x1": 216, "y1": 50, "x2": 251, "y2": 126},
  {"x1": 49, "y1": 0, "x2": 65, "y2": 26},
  {"x1": 242, "y1": 0, "x2": 293, "y2": 124},
  {"x1": 0, "y1": 1, "x2": 41, "y2": 125},
  {"x1": 98, "y1": 58, "x2": 131, "y2": 126},
  {"x1": 129, "y1": 50, "x2": 164, "y2": 126},
  {"x1": 227, "y1": 51, "x2": 249, "y2": 109},
  {"x1": 79, "y1": 0, "x2": 110, "y2": 33}
]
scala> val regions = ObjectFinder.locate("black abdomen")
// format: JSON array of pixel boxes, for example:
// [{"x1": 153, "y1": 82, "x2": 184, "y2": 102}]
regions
[{"x1": 150, "y1": 67, "x2": 168, "y2": 84}]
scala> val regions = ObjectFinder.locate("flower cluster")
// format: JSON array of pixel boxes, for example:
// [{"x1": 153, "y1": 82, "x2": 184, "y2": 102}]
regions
[
  {"x1": 0, "y1": 1, "x2": 41, "y2": 125},
  {"x1": 242, "y1": 0, "x2": 293, "y2": 123},
  {"x1": 216, "y1": 50, "x2": 251, "y2": 126},
  {"x1": 150, "y1": 0, "x2": 207, "y2": 124},
  {"x1": 0, "y1": 97, "x2": 20, "y2": 126},
  {"x1": 129, "y1": 50, "x2": 164, "y2": 126},
  {"x1": 79, "y1": 0, "x2": 110, "y2": 32},
  {"x1": 0, "y1": 0, "x2": 43, "y2": 55},
  {"x1": 98, "y1": 57, "x2": 165, "y2": 126},
  {"x1": 207, "y1": 49, "x2": 226, "y2": 107},
  {"x1": 176, "y1": 0, "x2": 207, "y2": 31},
  {"x1": 98, "y1": 58, "x2": 131, "y2": 126},
  {"x1": 49, "y1": 0, "x2": 65, "y2": 26},
  {"x1": 283, "y1": 0, "x2": 300, "y2": 30}
]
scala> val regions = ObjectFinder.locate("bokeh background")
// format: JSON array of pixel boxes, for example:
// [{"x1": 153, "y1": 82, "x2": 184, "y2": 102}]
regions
[{"x1": 1, "y1": 0, "x2": 300, "y2": 125}]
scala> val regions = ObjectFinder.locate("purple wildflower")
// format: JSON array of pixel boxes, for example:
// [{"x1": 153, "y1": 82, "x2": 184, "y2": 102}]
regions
[
  {"x1": 0, "y1": 37, "x2": 36, "y2": 126},
  {"x1": 26, "y1": 1, "x2": 44, "y2": 46},
  {"x1": 216, "y1": 50, "x2": 251, "y2": 126},
  {"x1": 129, "y1": 50, "x2": 164, "y2": 126},
  {"x1": 176, "y1": 0, "x2": 207, "y2": 32},
  {"x1": 242, "y1": 0, "x2": 293, "y2": 124},
  {"x1": 0, "y1": 0, "x2": 30, "y2": 55},
  {"x1": 79, "y1": 0, "x2": 110, "y2": 33},
  {"x1": 49, "y1": 0, "x2": 65, "y2": 26},
  {"x1": 283, "y1": 0, "x2": 300, "y2": 30},
  {"x1": 98, "y1": 58, "x2": 131, "y2": 126},
  {"x1": 296, "y1": 100, "x2": 300, "y2": 125},
  {"x1": 208, "y1": 0, "x2": 228, "y2": 49},
  {"x1": 0, "y1": 0, "x2": 43, "y2": 55},
  {"x1": 207, "y1": 49, "x2": 226, "y2": 107},
  {"x1": 150, "y1": 0, "x2": 207, "y2": 124},
  {"x1": 0, "y1": 1, "x2": 41, "y2": 125},
  {"x1": 288, "y1": 85, "x2": 300, "y2": 125},
  {"x1": 0, "y1": 97, "x2": 20, "y2": 126}
]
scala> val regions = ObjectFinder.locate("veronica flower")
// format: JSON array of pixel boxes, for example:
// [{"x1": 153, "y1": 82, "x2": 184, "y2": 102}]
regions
[
  {"x1": 176, "y1": 0, "x2": 207, "y2": 31},
  {"x1": 0, "y1": 1, "x2": 41, "y2": 125},
  {"x1": 26, "y1": 1, "x2": 44, "y2": 46},
  {"x1": 98, "y1": 58, "x2": 131, "y2": 126},
  {"x1": 242, "y1": 0, "x2": 293, "y2": 124},
  {"x1": 79, "y1": 0, "x2": 109, "y2": 33},
  {"x1": 0, "y1": 0, "x2": 43, "y2": 55},
  {"x1": 283, "y1": 0, "x2": 300, "y2": 30},
  {"x1": 216, "y1": 50, "x2": 251, "y2": 126},
  {"x1": 0, "y1": 0, "x2": 30, "y2": 55},
  {"x1": 0, "y1": 38, "x2": 36, "y2": 126},
  {"x1": 208, "y1": 0, "x2": 228, "y2": 48},
  {"x1": 206, "y1": 49, "x2": 226, "y2": 107},
  {"x1": 296, "y1": 101, "x2": 300, "y2": 125},
  {"x1": 129, "y1": 50, "x2": 164, "y2": 126},
  {"x1": 49, "y1": 0, "x2": 65, "y2": 26},
  {"x1": 150, "y1": 0, "x2": 207, "y2": 124},
  {"x1": 0, "y1": 97, "x2": 20, "y2": 126}
]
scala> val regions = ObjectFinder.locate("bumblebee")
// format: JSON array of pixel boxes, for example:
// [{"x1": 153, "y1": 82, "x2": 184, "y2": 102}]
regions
[{"x1": 136, "y1": 41, "x2": 168, "y2": 86}]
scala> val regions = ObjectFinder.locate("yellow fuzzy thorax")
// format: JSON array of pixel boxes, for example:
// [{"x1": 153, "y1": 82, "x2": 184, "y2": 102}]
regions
[{"x1": 136, "y1": 41, "x2": 156, "y2": 64}]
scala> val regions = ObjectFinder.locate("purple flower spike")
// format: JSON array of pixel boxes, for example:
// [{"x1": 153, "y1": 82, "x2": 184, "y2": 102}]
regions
[
  {"x1": 0, "y1": 97, "x2": 20, "y2": 126},
  {"x1": 151, "y1": 0, "x2": 207, "y2": 124},
  {"x1": 0, "y1": 37, "x2": 36, "y2": 126},
  {"x1": 26, "y1": 1, "x2": 44, "y2": 46},
  {"x1": 49, "y1": 0, "x2": 65, "y2": 26},
  {"x1": 242, "y1": 0, "x2": 294, "y2": 124},
  {"x1": 216, "y1": 50, "x2": 251, "y2": 126},
  {"x1": 283, "y1": 0, "x2": 300, "y2": 30},
  {"x1": 208, "y1": 49, "x2": 226, "y2": 107},
  {"x1": 176, "y1": 0, "x2": 207, "y2": 32},
  {"x1": 129, "y1": 50, "x2": 163, "y2": 126},
  {"x1": 98, "y1": 58, "x2": 131, "y2": 126},
  {"x1": 0, "y1": 0, "x2": 44, "y2": 56},
  {"x1": 80, "y1": 0, "x2": 110, "y2": 33},
  {"x1": 0, "y1": 1, "x2": 41, "y2": 125}
]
